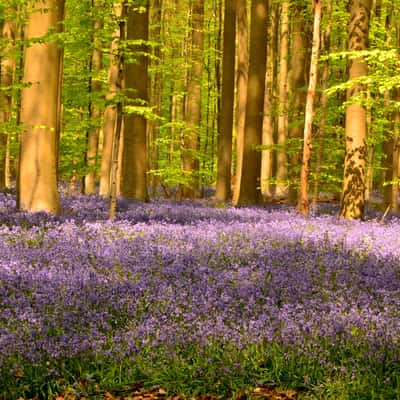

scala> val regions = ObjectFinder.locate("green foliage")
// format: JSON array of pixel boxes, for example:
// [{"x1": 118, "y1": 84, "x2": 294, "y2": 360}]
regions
[{"x1": 1, "y1": 339, "x2": 399, "y2": 399}]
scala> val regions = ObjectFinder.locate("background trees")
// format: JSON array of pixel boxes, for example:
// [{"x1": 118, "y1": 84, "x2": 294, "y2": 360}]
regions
[{"x1": 1, "y1": 0, "x2": 400, "y2": 219}]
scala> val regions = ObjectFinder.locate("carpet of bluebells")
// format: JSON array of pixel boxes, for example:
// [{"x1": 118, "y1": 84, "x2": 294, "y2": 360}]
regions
[{"x1": 0, "y1": 192, "x2": 399, "y2": 398}]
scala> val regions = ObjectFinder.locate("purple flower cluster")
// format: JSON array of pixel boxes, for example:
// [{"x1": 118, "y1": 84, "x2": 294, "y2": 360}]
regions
[{"x1": 0, "y1": 193, "x2": 399, "y2": 372}]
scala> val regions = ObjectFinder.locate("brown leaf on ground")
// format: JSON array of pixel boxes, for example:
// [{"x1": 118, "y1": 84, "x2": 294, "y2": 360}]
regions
[
  {"x1": 44, "y1": 383, "x2": 299, "y2": 400},
  {"x1": 245, "y1": 386, "x2": 298, "y2": 400},
  {"x1": 100, "y1": 384, "x2": 298, "y2": 400}
]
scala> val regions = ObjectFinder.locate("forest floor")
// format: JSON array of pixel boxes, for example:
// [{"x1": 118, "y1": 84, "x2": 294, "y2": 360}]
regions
[
  {"x1": 0, "y1": 192, "x2": 399, "y2": 399},
  {"x1": 52, "y1": 381, "x2": 298, "y2": 400}
]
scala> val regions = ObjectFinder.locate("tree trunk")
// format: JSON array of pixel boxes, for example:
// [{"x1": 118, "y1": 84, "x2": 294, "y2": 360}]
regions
[
  {"x1": 109, "y1": 9, "x2": 125, "y2": 219},
  {"x1": 234, "y1": 0, "x2": 268, "y2": 206},
  {"x1": 18, "y1": 0, "x2": 64, "y2": 214},
  {"x1": 84, "y1": 8, "x2": 103, "y2": 195},
  {"x1": 288, "y1": 3, "x2": 309, "y2": 204},
  {"x1": 298, "y1": 0, "x2": 322, "y2": 216},
  {"x1": 364, "y1": 89, "x2": 375, "y2": 202},
  {"x1": 0, "y1": 14, "x2": 16, "y2": 191},
  {"x1": 312, "y1": 0, "x2": 332, "y2": 207},
  {"x1": 275, "y1": 0, "x2": 289, "y2": 198},
  {"x1": 109, "y1": 101, "x2": 124, "y2": 219},
  {"x1": 381, "y1": 7, "x2": 399, "y2": 212},
  {"x1": 339, "y1": 0, "x2": 372, "y2": 219},
  {"x1": 232, "y1": 0, "x2": 248, "y2": 204},
  {"x1": 181, "y1": 0, "x2": 204, "y2": 199},
  {"x1": 382, "y1": 91, "x2": 393, "y2": 209},
  {"x1": 391, "y1": 95, "x2": 400, "y2": 213},
  {"x1": 148, "y1": 0, "x2": 163, "y2": 197},
  {"x1": 261, "y1": 1, "x2": 277, "y2": 198},
  {"x1": 216, "y1": 0, "x2": 235, "y2": 202},
  {"x1": 100, "y1": 3, "x2": 122, "y2": 197},
  {"x1": 121, "y1": 0, "x2": 149, "y2": 201}
]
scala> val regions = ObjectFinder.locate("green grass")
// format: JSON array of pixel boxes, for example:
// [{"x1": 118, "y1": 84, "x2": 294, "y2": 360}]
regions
[{"x1": 1, "y1": 340, "x2": 399, "y2": 399}]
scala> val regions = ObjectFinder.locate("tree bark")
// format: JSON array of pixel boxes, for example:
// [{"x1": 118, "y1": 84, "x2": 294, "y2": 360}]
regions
[
  {"x1": 216, "y1": 0, "x2": 235, "y2": 202},
  {"x1": 0, "y1": 13, "x2": 17, "y2": 190},
  {"x1": 84, "y1": 7, "x2": 103, "y2": 195},
  {"x1": 234, "y1": 0, "x2": 268, "y2": 206},
  {"x1": 181, "y1": 0, "x2": 204, "y2": 199},
  {"x1": 298, "y1": 0, "x2": 322, "y2": 216},
  {"x1": 382, "y1": 7, "x2": 399, "y2": 212},
  {"x1": 232, "y1": 0, "x2": 248, "y2": 204},
  {"x1": 312, "y1": 0, "x2": 332, "y2": 207},
  {"x1": 121, "y1": 0, "x2": 149, "y2": 201},
  {"x1": 391, "y1": 95, "x2": 400, "y2": 213},
  {"x1": 275, "y1": 0, "x2": 289, "y2": 198},
  {"x1": 339, "y1": 0, "x2": 372, "y2": 219},
  {"x1": 288, "y1": 3, "x2": 309, "y2": 204},
  {"x1": 261, "y1": 1, "x2": 277, "y2": 198},
  {"x1": 19, "y1": 0, "x2": 64, "y2": 214},
  {"x1": 109, "y1": 8, "x2": 125, "y2": 219},
  {"x1": 148, "y1": 0, "x2": 163, "y2": 196},
  {"x1": 100, "y1": 3, "x2": 122, "y2": 197}
]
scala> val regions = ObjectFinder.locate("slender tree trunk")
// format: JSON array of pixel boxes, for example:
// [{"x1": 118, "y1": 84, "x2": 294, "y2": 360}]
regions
[
  {"x1": 14, "y1": 20, "x2": 25, "y2": 198},
  {"x1": 0, "y1": 15, "x2": 16, "y2": 190},
  {"x1": 216, "y1": 0, "x2": 235, "y2": 202},
  {"x1": 55, "y1": 5, "x2": 64, "y2": 184},
  {"x1": 312, "y1": 0, "x2": 332, "y2": 207},
  {"x1": 121, "y1": 0, "x2": 149, "y2": 201},
  {"x1": 109, "y1": 101, "x2": 123, "y2": 219},
  {"x1": 261, "y1": 1, "x2": 277, "y2": 198},
  {"x1": 340, "y1": 0, "x2": 372, "y2": 219},
  {"x1": 109, "y1": 10, "x2": 125, "y2": 219},
  {"x1": 275, "y1": 0, "x2": 289, "y2": 198},
  {"x1": 298, "y1": 0, "x2": 322, "y2": 216},
  {"x1": 364, "y1": 90, "x2": 374, "y2": 201},
  {"x1": 381, "y1": 7, "x2": 399, "y2": 212},
  {"x1": 392, "y1": 93, "x2": 400, "y2": 213},
  {"x1": 232, "y1": 0, "x2": 248, "y2": 204},
  {"x1": 5, "y1": 133, "x2": 11, "y2": 188},
  {"x1": 364, "y1": 0, "x2": 381, "y2": 202},
  {"x1": 213, "y1": 0, "x2": 222, "y2": 184},
  {"x1": 181, "y1": 0, "x2": 204, "y2": 199},
  {"x1": 100, "y1": 3, "x2": 122, "y2": 197},
  {"x1": 148, "y1": 0, "x2": 163, "y2": 196},
  {"x1": 288, "y1": 3, "x2": 309, "y2": 204},
  {"x1": 392, "y1": 17, "x2": 400, "y2": 212},
  {"x1": 382, "y1": 91, "x2": 393, "y2": 209},
  {"x1": 234, "y1": 0, "x2": 268, "y2": 206},
  {"x1": 84, "y1": 7, "x2": 103, "y2": 195},
  {"x1": 19, "y1": 0, "x2": 64, "y2": 214}
]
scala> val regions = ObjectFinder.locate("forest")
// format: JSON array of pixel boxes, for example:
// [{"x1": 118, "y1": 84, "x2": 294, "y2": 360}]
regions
[{"x1": 0, "y1": 0, "x2": 400, "y2": 399}]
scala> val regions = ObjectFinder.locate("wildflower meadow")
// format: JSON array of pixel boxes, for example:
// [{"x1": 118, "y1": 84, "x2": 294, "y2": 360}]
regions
[{"x1": 0, "y1": 193, "x2": 399, "y2": 399}]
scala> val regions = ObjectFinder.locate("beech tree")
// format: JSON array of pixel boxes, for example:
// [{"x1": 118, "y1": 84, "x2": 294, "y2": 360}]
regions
[
  {"x1": 121, "y1": 0, "x2": 149, "y2": 201},
  {"x1": 312, "y1": 0, "x2": 332, "y2": 206},
  {"x1": 234, "y1": 0, "x2": 268, "y2": 205},
  {"x1": 83, "y1": 1, "x2": 104, "y2": 195},
  {"x1": 181, "y1": 0, "x2": 204, "y2": 199},
  {"x1": 288, "y1": 3, "x2": 309, "y2": 204},
  {"x1": 18, "y1": 0, "x2": 64, "y2": 214},
  {"x1": 275, "y1": 0, "x2": 289, "y2": 198},
  {"x1": 339, "y1": 0, "x2": 372, "y2": 219},
  {"x1": 260, "y1": 1, "x2": 277, "y2": 198},
  {"x1": 0, "y1": 11, "x2": 16, "y2": 190},
  {"x1": 99, "y1": 3, "x2": 122, "y2": 197},
  {"x1": 215, "y1": 0, "x2": 235, "y2": 202},
  {"x1": 232, "y1": 0, "x2": 248, "y2": 205},
  {"x1": 298, "y1": 0, "x2": 322, "y2": 216}
]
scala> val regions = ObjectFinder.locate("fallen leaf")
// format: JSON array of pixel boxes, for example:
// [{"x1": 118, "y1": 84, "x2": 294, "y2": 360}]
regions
[{"x1": 13, "y1": 368, "x2": 24, "y2": 378}]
